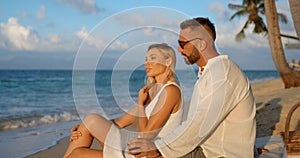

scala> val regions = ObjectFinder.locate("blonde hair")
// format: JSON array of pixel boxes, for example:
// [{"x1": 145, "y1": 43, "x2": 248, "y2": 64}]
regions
[{"x1": 146, "y1": 43, "x2": 177, "y2": 84}]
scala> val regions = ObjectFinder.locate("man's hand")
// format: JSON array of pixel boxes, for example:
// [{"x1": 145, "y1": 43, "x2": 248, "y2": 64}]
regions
[{"x1": 128, "y1": 138, "x2": 162, "y2": 158}]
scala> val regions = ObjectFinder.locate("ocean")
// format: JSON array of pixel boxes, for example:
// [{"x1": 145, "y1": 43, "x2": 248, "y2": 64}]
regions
[{"x1": 0, "y1": 69, "x2": 279, "y2": 158}]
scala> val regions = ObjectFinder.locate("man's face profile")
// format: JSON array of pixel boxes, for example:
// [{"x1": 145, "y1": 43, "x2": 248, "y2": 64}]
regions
[{"x1": 178, "y1": 29, "x2": 201, "y2": 65}]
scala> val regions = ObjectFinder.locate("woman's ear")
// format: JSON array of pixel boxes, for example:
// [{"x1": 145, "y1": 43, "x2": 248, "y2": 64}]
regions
[{"x1": 166, "y1": 58, "x2": 172, "y2": 67}]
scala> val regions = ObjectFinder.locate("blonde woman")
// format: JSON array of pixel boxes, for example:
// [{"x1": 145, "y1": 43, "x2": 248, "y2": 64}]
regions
[{"x1": 64, "y1": 43, "x2": 183, "y2": 158}]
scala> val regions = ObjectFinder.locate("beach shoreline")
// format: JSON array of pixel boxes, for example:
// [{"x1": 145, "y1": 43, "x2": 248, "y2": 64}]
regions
[{"x1": 26, "y1": 78, "x2": 300, "y2": 158}]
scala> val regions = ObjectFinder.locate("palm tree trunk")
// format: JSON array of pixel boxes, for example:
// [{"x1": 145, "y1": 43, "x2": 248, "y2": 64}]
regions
[
  {"x1": 264, "y1": 0, "x2": 300, "y2": 88},
  {"x1": 289, "y1": 0, "x2": 300, "y2": 40}
]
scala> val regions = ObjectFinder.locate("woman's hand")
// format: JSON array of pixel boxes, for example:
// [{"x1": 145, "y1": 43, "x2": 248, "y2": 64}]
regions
[
  {"x1": 69, "y1": 124, "x2": 82, "y2": 142},
  {"x1": 138, "y1": 86, "x2": 150, "y2": 106}
]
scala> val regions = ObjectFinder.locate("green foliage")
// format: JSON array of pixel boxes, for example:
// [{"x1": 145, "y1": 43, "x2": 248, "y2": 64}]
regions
[{"x1": 228, "y1": 0, "x2": 288, "y2": 42}]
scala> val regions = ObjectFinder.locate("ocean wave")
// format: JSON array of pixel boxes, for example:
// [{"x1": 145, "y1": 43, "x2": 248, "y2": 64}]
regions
[{"x1": 0, "y1": 112, "x2": 80, "y2": 131}]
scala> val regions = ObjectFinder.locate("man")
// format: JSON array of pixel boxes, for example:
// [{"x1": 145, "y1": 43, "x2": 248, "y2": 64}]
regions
[{"x1": 128, "y1": 17, "x2": 256, "y2": 158}]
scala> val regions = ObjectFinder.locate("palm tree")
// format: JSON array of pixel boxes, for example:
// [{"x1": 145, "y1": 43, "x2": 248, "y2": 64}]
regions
[
  {"x1": 228, "y1": 0, "x2": 298, "y2": 41},
  {"x1": 289, "y1": 0, "x2": 300, "y2": 40},
  {"x1": 228, "y1": 0, "x2": 300, "y2": 88},
  {"x1": 264, "y1": 0, "x2": 300, "y2": 88}
]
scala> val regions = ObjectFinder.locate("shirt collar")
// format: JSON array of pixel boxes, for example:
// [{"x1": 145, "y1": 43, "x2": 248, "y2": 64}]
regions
[
  {"x1": 198, "y1": 65, "x2": 206, "y2": 78},
  {"x1": 197, "y1": 55, "x2": 228, "y2": 78}
]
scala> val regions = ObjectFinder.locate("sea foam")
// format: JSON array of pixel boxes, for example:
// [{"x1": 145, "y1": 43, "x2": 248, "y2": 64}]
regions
[{"x1": 0, "y1": 112, "x2": 80, "y2": 130}]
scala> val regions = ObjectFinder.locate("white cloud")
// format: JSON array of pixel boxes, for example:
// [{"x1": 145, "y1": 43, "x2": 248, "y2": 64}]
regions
[
  {"x1": 36, "y1": 5, "x2": 46, "y2": 20},
  {"x1": 47, "y1": 33, "x2": 61, "y2": 43},
  {"x1": 208, "y1": 2, "x2": 231, "y2": 21},
  {"x1": 75, "y1": 27, "x2": 89, "y2": 39},
  {"x1": 143, "y1": 27, "x2": 153, "y2": 36},
  {"x1": 110, "y1": 40, "x2": 129, "y2": 50},
  {"x1": 75, "y1": 27, "x2": 129, "y2": 51},
  {"x1": 216, "y1": 19, "x2": 269, "y2": 51},
  {"x1": 75, "y1": 27, "x2": 104, "y2": 49},
  {"x1": 0, "y1": 17, "x2": 40, "y2": 51},
  {"x1": 0, "y1": 18, "x2": 130, "y2": 53},
  {"x1": 57, "y1": 0, "x2": 103, "y2": 15},
  {"x1": 0, "y1": 17, "x2": 74, "y2": 52}
]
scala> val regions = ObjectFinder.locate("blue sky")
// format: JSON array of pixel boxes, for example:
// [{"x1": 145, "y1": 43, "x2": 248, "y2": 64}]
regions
[{"x1": 0, "y1": 0, "x2": 299, "y2": 70}]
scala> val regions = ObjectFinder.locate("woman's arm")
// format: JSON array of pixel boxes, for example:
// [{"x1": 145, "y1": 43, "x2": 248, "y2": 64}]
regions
[
  {"x1": 112, "y1": 105, "x2": 139, "y2": 128},
  {"x1": 113, "y1": 86, "x2": 151, "y2": 128},
  {"x1": 138, "y1": 85, "x2": 181, "y2": 136}
]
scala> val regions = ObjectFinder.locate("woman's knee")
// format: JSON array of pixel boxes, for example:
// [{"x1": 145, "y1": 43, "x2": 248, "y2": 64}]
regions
[
  {"x1": 83, "y1": 113, "x2": 112, "y2": 133},
  {"x1": 82, "y1": 113, "x2": 112, "y2": 143},
  {"x1": 83, "y1": 114, "x2": 100, "y2": 126}
]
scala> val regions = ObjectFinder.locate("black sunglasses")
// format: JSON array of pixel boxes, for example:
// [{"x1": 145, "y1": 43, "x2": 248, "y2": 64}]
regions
[{"x1": 178, "y1": 38, "x2": 202, "y2": 49}]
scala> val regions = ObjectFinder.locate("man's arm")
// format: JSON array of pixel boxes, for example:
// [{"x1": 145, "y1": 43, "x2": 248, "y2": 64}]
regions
[
  {"x1": 127, "y1": 106, "x2": 208, "y2": 157},
  {"x1": 154, "y1": 77, "x2": 241, "y2": 157}
]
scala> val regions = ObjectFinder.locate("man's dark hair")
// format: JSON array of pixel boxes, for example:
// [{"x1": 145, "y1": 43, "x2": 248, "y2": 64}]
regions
[{"x1": 180, "y1": 17, "x2": 216, "y2": 41}]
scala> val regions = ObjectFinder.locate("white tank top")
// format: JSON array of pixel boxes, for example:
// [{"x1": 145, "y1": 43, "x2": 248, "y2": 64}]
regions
[{"x1": 144, "y1": 82, "x2": 183, "y2": 137}]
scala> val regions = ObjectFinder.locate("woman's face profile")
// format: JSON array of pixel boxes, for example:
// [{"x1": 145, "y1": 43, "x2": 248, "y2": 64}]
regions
[{"x1": 144, "y1": 48, "x2": 168, "y2": 77}]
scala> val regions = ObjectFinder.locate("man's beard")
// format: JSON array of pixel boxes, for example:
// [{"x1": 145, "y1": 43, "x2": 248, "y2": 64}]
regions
[{"x1": 183, "y1": 47, "x2": 200, "y2": 65}]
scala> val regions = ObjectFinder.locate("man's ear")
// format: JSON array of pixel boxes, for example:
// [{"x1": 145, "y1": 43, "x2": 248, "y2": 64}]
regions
[{"x1": 199, "y1": 40, "x2": 207, "y2": 51}]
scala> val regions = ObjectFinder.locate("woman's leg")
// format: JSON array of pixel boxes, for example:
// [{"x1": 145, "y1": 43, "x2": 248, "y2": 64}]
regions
[
  {"x1": 64, "y1": 114, "x2": 113, "y2": 158},
  {"x1": 67, "y1": 147, "x2": 103, "y2": 158},
  {"x1": 66, "y1": 148, "x2": 102, "y2": 158}
]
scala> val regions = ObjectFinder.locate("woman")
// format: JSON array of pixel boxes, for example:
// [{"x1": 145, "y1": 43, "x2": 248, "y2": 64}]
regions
[{"x1": 64, "y1": 43, "x2": 183, "y2": 158}]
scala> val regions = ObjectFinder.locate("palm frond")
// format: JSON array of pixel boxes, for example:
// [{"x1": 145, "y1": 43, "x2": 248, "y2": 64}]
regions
[
  {"x1": 242, "y1": 0, "x2": 251, "y2": 5},
  {"x1": 242, "y1": 20, "x2": 250, "y2": 30},
  {"x1": 253, "y1": 24, "x2": 266, "y2": 34},
  {"x1": 235, "y1": 21, "x2": 249, "y2": 42},
  {"x1": 229, "y1": 10, "x2": 248, "y2": 20},
  {"x1": 258, "y1": 3, "x2": 265, "y2": 14},
  {"x1": 253, "y1": 17, "x2": 268, "y2": 33},
  {"x1": 236, "y1": 30, "x2": 246, "y2": 42},
  {"x1": 228, "y1": 3, "x2": 246, "y2": 10},
  {"x1": 277, "y1": 13, "x2": 288, "y2": 24},
  {"x1": 254, "y1": 0, "x2": 264, "y2": 5}
]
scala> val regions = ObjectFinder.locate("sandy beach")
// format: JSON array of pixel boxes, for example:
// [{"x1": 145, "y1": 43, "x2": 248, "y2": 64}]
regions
[{"x1": 26, "y1": 79, "x2": 300, "y2": 158}]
